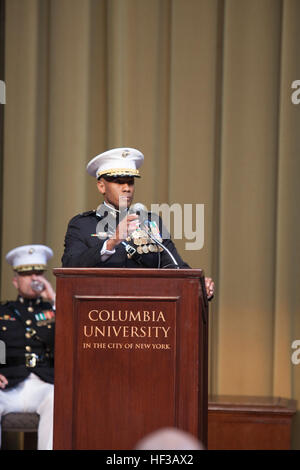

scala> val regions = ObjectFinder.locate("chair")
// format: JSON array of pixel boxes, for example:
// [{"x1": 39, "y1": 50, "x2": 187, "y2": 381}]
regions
[{"x1": 1, "y1": 412, "x2": 39, "y2": 450}]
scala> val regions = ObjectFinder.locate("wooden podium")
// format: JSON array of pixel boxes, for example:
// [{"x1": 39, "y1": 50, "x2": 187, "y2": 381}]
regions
[{"x1": 53, "y1": 268, "x2": 208, "y2": 450}]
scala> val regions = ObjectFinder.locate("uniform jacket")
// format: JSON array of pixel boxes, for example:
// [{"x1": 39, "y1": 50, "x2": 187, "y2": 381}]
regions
[
  {"x1": 0, "y1": 296, "x2": 55, "y2": 389},
  {"x1": 62, "y1": 204, "x2": 190, "y2": 269}
]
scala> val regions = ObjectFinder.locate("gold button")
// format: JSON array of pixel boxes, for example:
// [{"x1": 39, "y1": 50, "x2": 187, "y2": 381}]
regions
[
  {"x1": 47, "y1": 325, "x2": 52, "y2": 329},
  {"x1": 2, "y1": 326, "x2": 7, "y2": 331},
  {"x1": 25, "y1": 346, "x2": 31, "y2": 352},
  {"x1": 27, "y1": 307, "x2": 34, "y2": 313},
  {"x1": 25, "y1": 332, "x2": 31, "y2": 338},
  {"x1": 26, "y1": 319, "x2": 32, "y2": 325}
]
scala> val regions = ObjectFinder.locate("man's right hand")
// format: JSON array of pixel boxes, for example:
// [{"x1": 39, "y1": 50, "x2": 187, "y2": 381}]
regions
[
  {"x1": 0, "y1": 373, "x2": 8, "y2": 389},
  {"x1": 106, "y1": 214, "x2": 139, "y2": 251}
]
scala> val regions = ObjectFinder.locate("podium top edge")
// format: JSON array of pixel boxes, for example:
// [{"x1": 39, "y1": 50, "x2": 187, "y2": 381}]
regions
[{"x1": 52, "y1": 267, "x2": 204, "y2": 279}]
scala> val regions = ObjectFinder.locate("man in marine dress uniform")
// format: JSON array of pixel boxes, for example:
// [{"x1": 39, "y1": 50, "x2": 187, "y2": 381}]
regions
[
  {"x1": 0, "y1": 245, "x2": 55, "y2": 450},
  {"x1": 62, "y1": 147, "x2": 214, "y2": 298}
]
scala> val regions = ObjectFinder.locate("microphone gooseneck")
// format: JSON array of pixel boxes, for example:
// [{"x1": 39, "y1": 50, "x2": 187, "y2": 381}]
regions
[{"x1": 142, "y1": 220, "x2": 179, "y2": 269}]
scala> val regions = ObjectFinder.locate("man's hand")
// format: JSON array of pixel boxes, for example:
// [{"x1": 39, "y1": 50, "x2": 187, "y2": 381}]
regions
[
  {"x1": 205, "y1": 277, "x2": 215, "y2": 300},
  {"x1": 35, "y1": 276, "x2": 56, "y2": 305},
  {"x1": 0, "y1": 373, "x2": 8, "y2": 389},
  {"x1": 106, "y1": 214, "x2": 139, "y2": 251}
]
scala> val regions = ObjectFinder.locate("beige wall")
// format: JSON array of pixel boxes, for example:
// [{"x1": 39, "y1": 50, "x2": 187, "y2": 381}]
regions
[{"x1": 2, "y1": 0, "x2": 300, "y2": 448}]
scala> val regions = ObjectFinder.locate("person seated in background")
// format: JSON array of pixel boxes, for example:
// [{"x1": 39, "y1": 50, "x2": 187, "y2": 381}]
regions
[
  {"x1": 0, "y1": 244, "x2": 55, "y2": 450},
  {"x1": 62, "y1": 147, "x2": 214, "y2": 299}
]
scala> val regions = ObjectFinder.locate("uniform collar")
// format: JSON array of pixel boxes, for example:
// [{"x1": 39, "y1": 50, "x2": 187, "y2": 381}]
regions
[
  {"x1": 104, "y1": 201, "x2": 120, "y2": 213},
  {"x1": 97, "y1": 201, "x2": 128, "y2": 220}
]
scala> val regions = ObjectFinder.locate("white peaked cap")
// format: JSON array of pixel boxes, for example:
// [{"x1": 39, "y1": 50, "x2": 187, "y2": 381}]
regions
[
  {"x1": 6, "y1": 244, "x2": 53, "y2": 273},
  {"x1": 86, "y1": 147, "x2": 144, "y2": 179}
]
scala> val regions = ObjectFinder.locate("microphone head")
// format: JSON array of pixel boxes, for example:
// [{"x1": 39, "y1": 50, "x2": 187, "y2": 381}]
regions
[
  {"x1": 131, "y1": 202, "x2": 147, "y2": 212},
  {"x1": 129, "y1": 202, "x2": 148, "y2": 223},
  {"x1": 129, "y1": 202, "x2": 147, "y2": 214}
]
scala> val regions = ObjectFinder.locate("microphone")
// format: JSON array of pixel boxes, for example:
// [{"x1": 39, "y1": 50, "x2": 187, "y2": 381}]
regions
[
  {"x1": 130, "y1": 202, "x2": 147, "y2": 213},
  {"x1": 129, "y1": 202, "x2": 148, "y2": 224}
]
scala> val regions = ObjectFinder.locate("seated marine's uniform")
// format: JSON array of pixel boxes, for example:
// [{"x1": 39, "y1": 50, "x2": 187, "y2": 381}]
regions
[
  {"x1": 0, "y1": 244, "x2": 55, "y2": 450},
  {"x1": 0, "y1": 295, "x2": 55, "y2": 389}
]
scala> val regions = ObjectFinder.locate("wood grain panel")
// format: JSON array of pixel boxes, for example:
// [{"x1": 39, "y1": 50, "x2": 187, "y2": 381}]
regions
[{"x1": 53, "y1": 268, "x2": 208, "y2": 450}]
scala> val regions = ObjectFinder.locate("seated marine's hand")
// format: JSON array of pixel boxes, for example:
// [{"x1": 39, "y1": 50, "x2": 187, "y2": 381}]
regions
[
  {"x1": 0, "y1": 373, "x2": 8, "y2": 389},
  {"x1": 35, "y1": 275, "x2": 56, "y2": 305}
]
